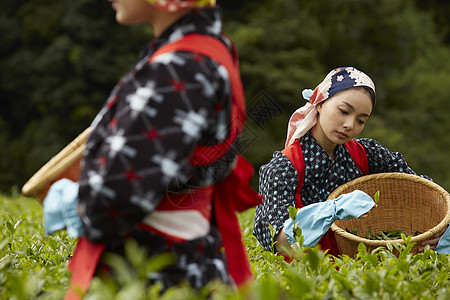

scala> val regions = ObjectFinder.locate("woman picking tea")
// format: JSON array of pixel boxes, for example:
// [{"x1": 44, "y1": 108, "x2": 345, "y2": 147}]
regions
[{"x1": 253, "y1": 67, "x2": 446, "y2": 257}]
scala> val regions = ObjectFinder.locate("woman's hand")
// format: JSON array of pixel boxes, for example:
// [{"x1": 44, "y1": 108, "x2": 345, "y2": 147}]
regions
[
  {"x1": 418, "y1": 224, "x2": 449, "y2": 252},
  {"x1": 274, "y1": 228, "x2": 297, "y2": 258}
]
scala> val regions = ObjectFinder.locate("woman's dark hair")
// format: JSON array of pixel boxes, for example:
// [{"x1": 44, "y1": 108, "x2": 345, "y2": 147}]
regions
[
  {"x1": 328, "y1": 86, "x2": 377, "y2": 109},
  {"x1": 360, "y1": 86, "x2": 376, "y2": 108}
]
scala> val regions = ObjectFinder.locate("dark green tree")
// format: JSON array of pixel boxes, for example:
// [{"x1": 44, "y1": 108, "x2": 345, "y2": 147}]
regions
[
  {"x1": 224, "y1": 0, "x2": 450, "y2": 189},
  {"x1": 1, "y1": 0, "x2": 449, "y2": 192},
  {"x1": 0, "y1": 0, "x2": 150, "y2": 191}
]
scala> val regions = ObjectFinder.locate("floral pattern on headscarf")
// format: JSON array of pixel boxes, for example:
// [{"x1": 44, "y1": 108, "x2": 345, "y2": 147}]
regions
[
  {"x1": 146, "y1": 0, "x2": 215, "y2": 12},
  {"x1": 285, "y1": 67, "x2": 375, "y2": 147}
]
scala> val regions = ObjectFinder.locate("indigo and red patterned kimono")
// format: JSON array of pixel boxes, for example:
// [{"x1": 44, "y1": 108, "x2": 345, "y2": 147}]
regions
[{"x1": 67, "y1": 7, "x2": 261, "y2": 298}]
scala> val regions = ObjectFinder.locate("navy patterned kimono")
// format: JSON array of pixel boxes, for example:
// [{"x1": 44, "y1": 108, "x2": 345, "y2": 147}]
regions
[{"x1": 253, "y1": 131, "x2": 430, "y2": 251}]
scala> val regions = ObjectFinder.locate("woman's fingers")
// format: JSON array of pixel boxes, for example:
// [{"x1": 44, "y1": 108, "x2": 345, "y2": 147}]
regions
[
  {"x1": 418, "y1": 225, "x2": 449, "y2": 252},
  {"x1": 435, "y1": 225, "x2": 449, "y2": 238}
]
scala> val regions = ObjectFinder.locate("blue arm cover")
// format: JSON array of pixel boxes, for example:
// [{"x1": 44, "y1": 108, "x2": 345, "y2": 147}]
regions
[
  {"x1": 43, "y1": 178, "x2": 84, "y2": 238},
  {"x1": 284, "y1": 190, "x2": 375, "y2": 247},
  {"x1": 434, "y1": 223, "x2": 450, "y2": 254}
]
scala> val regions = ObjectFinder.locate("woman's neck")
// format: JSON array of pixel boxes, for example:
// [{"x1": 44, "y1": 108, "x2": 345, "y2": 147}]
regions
[
  {"x1": 151, "y1": 8, "x2": 193, "y2": 37},
  {"x1": 311, "y1": 126, "x2": 337, "y2": 160}
]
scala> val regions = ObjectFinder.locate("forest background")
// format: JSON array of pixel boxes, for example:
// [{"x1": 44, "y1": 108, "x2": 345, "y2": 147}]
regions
[{"x1": 1, "y1": 0, "x2": 449, "y2": 195}]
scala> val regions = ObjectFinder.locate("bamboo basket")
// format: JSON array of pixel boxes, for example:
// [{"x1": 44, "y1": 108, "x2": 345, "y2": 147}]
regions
[
  {"x1": 327, "y1": 173, "x2": 450, "y2": 257},
  {"x1": 21, "y1": 127, "x2": 92, "y2": 202}
]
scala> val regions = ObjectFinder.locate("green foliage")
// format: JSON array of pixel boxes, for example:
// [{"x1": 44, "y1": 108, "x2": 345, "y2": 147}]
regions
[
  {"x1": 1, "y1": 0, "x2": 450, "y2": 193},
  {"x1": 0, "y1": 193, "x2": 76, "y2": 299},
  {"x1": 0, "y1": 0, "x2": 151, "y2": 191},
  {"x1": 383, "y1": 47, "x2": 450, "y2": 188},
  {"x1": 3, "y1": 195, "x2": 450, "y2": 299},
  {"x1": 223, "y1": 0, "x2": 450, "y2": 191},
  {"x1": 346, "y1": 228, "x2": 422, "y2": 240}
]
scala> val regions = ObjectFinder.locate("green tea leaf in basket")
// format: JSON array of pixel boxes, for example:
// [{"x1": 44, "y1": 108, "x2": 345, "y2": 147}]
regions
[
  {"x1": 351, "y1": 228, "x2": 423, "y2": 241},
  {"x1": 365, "y1": 229, "x2": 373, "y2": 240},
  {"x1": 345, "y1": 228, "x2": 359, "y2": 236}
]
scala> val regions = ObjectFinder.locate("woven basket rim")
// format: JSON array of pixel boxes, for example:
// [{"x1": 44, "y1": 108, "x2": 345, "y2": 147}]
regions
[
  {"x1": 328, "y1": 172, "x2": 450, "y2": 246},
  {"x1": 21, "y1": 127, "x2": 92, "y2": 197}
]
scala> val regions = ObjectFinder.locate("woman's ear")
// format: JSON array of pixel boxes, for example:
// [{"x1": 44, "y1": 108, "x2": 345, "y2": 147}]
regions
[{"x1": 316, "y1": 101, "x2": 325, "y2": 113}]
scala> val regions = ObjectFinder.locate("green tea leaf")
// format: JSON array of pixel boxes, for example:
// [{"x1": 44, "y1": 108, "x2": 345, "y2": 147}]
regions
[
  {"x1": 374, "y1": 190, "x2": 380, "y2": 204},
  {"x1": 295, "y1": 227, "x2": 305, "y2": 248},
  {"x1": 381, "y1": 231, "x2": 390, "y2": 240},
  {"x1": 288, "y1": 206, "x2": 298, "y2": 222},
  {"x1": 364, "y1": 229, "x2": 373, "y2": 239},
  {"x1": 358, "y1": 243, "x2": 367, "y2": 254},
  {"x1": 4, "y1": 221, "x2": 15, "y2": 235},
  {"x1": 345, "y1": 228, "x2": 358, "y2": 236},
  {"x1": 305, "y1": 249, "x2": 320, "y2": 272}
]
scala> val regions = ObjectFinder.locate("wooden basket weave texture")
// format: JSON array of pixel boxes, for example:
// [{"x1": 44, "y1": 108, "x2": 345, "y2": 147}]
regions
[{"x1": 327, "y1": 173, "x2": 450, "y2": 257}]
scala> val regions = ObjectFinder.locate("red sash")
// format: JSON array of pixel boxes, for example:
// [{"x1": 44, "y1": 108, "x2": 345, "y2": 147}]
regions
[
  {"x1": 281, "y1": 139, "x2": 369, "y2": 256},
  {"x1": 65, "y1": 34, "x2": 262, "y2": 299}
]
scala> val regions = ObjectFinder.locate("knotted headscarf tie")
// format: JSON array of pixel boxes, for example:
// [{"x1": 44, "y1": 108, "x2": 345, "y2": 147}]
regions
[
  {"x1": 285, "y1": 67, "x2": 376, "y2": 148},
  {"x1": 146, "y1": 0, "x2": 216, "y2": 12}
]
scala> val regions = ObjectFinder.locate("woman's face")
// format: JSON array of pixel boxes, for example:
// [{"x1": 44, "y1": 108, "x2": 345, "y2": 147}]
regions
[
  {"x1": 108, "y1": 0, "x2": 155, "y2": 25},
  {"x1": 315, "y1": 87, "x2": 373, "y2": 147}
]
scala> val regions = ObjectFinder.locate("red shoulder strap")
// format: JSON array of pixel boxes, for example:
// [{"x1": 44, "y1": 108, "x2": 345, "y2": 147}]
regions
[
  {"x1": 344, "y1": 140, "x2": 369, "y2": 175},
  {"x1": 149, "y1": 34, "x2": 246, "y2": 166},
  {"x1": 65, "y1": 238, "x2": 105, "y2": 300},
  {"x1": 213, "y1": 154, "x2": 263, "y2": 286},
  {"x1": 281, "y1": 139, "x2": 370, "y2": 207},
  {"x1": 281, "y1": 139, "x2": 305, "y2": 208}
]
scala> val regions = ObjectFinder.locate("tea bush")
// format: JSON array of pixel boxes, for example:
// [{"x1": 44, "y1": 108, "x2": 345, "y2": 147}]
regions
[{"x1": 2, "y1": 193, "x2": 450, "y2": 299}]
